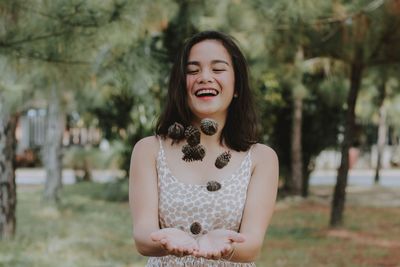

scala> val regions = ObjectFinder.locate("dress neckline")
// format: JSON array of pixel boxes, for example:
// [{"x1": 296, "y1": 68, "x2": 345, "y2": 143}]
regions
[{"x1": 157, "y1": 138, "x2": 252, "y2": 187}]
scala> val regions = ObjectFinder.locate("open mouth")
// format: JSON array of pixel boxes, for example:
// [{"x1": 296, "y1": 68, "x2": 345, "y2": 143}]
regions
[{"x1": 194, "y1": 88, "x2": 219, "y2": 97}]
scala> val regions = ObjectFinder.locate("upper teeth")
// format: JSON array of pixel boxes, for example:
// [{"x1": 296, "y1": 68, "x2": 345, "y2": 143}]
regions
[{"x1": 195, "y1": 89, "x2": 218, "y2": 96}]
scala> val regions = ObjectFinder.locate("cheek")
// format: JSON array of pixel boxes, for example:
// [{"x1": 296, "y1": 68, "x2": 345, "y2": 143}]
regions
[
  {"x1": 186, "y1": 76, "x2": 195, "y2": 92},
  {"x1": 220, "y1": 74, "x2": 235, "y2": 91}
]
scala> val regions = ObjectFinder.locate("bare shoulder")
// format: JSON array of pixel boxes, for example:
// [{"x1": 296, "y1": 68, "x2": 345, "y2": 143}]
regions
[
  {"x1": 250, "y1": 143, "x2": 279, "y2": 182},
  {"x1": 131, "y1": 135, "x2": 160, "y2": 159},
  {"x1": 251, "y1": 143, "x2": 279, "y2": 165}
]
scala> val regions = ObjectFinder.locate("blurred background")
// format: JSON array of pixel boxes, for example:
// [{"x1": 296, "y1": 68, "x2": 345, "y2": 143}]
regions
[{"x1": 1, "y1": 0, "x2": 400, "y2": 266}]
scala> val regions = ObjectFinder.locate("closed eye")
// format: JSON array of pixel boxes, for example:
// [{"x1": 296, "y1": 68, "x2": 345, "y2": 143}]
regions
[
  {"x1": 187, "y1": 70, "x2": 199, "y2": 74},
  {"x1": 213, "y1": 69, "x2": 226, "y2": 72}
]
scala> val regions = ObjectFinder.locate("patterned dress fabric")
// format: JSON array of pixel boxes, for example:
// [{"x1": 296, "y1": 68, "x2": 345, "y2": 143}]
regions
[{"x1": 145, "y1": 139, "x2": 256, "y2": 267}]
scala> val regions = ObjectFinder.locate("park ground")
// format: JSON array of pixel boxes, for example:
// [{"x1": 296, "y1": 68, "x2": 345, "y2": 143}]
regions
[{"x1": 0, "y1": 182, "x2": 399, "y2": 267}]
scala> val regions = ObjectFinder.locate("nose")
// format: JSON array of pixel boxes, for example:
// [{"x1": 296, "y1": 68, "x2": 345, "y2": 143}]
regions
[{"x1": 197, "y1": 69, "x2": 213, "y2": 84}]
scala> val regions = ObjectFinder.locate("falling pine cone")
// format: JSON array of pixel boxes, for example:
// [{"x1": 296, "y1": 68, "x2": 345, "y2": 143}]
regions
[
  {"x1": 184, "y1": 126, "x2": 201, "y2": 146},
  {"x1": 167, "y1": 122, "x2": 185, "y2": 142},
  {"x1": 215, "y1": 151, "x2": 231, "y2": 169},
  {"x1": 206, "y1": 180, "x2": 222, "y2": 192},
  {"x1": 200, "y1": 118, "x2": 218, "y2": 136},
  {"x1": 182, "y1": 144, "x2": 205, "y2": 162}
]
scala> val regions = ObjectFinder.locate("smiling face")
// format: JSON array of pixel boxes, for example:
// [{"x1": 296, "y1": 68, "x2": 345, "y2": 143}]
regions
[{"x1": 186, "y1": 39, "x2": 235, "y2": 122}]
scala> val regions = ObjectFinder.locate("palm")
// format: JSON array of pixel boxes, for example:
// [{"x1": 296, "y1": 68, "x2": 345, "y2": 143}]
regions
[
  {"x1": 151, "y1": 228, "x2": 198, "y2": 256},
  {"x1": 195, "y1": 229, "x2": 245, "y2": 259}
]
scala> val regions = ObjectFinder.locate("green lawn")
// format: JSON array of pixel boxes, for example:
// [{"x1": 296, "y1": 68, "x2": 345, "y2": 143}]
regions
[{"x1": 1, "y1": 183, "x2": 399, "y2": 267}]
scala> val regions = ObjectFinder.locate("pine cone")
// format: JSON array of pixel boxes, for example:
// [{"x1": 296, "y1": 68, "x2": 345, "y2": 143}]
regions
[
  {"x1": 182, "y1": 144, "x2": 205, "y2": 162},
  {"x1": 206, "y1": 180, "x2": 222, "y2": 192},
  {"x1": 167, "y1": 122, "x2": 185, "y2": 141},
  {"x1": 200, "y1": 118, "x2": 218, "y2": 136},
  {"x1": 215, "y1": 151, "x2": 231, "y2": 169},
  {"x1": 184, "y1": 126, "x2": 201, "y2": 146},
  {"x1": 190, "y1": 222, "x2": 202, "y2": 235}
]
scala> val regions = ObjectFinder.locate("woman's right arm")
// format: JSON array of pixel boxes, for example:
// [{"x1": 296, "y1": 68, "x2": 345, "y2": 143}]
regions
[{"x1": 129, "y1": 136, "x2": 168, "y2": 256}]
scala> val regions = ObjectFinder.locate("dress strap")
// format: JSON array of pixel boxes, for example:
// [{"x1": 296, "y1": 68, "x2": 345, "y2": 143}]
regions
[
  {"x1": 157, "y1": 136, "x2": 167, "y2": 165},
  {"x1": 246, "y1": 144, "x2": 255, "y2": 173},
  {"x1": 157, "y1": 137, "x2": 164, "y2": 155},
  {"x1": 245, "y1": 145, "x2": 254, "y2": 169}
]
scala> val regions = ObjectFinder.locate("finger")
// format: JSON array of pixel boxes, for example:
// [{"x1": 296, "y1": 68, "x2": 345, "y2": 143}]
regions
[
  {"x1": 165, "y1": 242, "x2": 177, "y2": 253},
  {"x1": 177, "y1": 247, "x2": 187, "y2": 257},
  {"x1": 185, "y1": 244, "x2": 195, "y2": 254},
  {"x1": 228, "y1": 232, "x2": 246, "y2": 243},
  {"x1": 197, "y1": 249, "x2": 208, "y2": 258},
  {"x1": 211, "y1": 250, "x2": 220, "y2": 260},
  {"x1": 190, "y1": 242, "x2": 199, "y2": 251},
  {"x1": 170, "y1": 248, "x2": 179, "y2": 257},
  {"x1": 177, "y1": 245, "x2": 186, "y2": 254},
  {"x1": 221, "y1": 244, "x2": 231, "y2": 254},
  {"x1": 156, "y1": 238, "x2": 169, "y2": 252},
  {"x1": 192, "y1": 250, "x2": 202, "y2": 257},
  {"x1": 183, "y1": 248, "x2": 192, "y2": 255},
  {"x1": 150, "y1": 231, "x2": 167, "y2": 242},
  {"x1": 175, "y1": 248, "x2": 184, "y2": 257},
  {"x1": 159, "y1": 239, "x2": 169, "y2": 251},
  {"x1": 208, "y1": 250, "x2": 218, "y2": 259}
]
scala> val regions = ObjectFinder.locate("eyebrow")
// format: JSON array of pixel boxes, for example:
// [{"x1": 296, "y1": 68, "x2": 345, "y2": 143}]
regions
[{"x1": 187, "y1": 60, "x2": 230, "y2": 66}]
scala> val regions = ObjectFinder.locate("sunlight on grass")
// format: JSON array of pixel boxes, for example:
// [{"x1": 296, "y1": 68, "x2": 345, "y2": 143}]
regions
[{"x1": 1, "y1": 183, "x2": 399, "y2": 267}]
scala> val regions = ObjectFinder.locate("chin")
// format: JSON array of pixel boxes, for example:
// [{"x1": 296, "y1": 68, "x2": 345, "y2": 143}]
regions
[
  {"x1": 194, "y1": 108, "x2": 217, "y2": 115},
  {"x1": 190, "y1": 107, "x2": 215, "y2": 115}
]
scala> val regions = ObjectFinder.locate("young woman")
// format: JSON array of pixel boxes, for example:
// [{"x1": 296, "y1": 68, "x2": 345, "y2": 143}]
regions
[{"x1": 129, "y1": 31, "x2": 279, "y2": 266}]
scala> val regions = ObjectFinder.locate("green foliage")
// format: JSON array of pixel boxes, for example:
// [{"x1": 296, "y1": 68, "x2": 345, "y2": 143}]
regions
[
  {"x1": 0, "y1": 56, "x2": 32, "y2": 114},
  {"x1": 162, "y1": 0, "x2": 199, "y2": 63},
  {"x1": 62, "y1": 145, "x2": 119, "y2": 170},
  {"x1": 87, "y1": 33, "x2": 168, "y2": 173},
  {"x1": 0, "y1": 184, "x2": 145, "y2": 267},
  {"x1": 100, "y1": 179, "x2": 129, "y2": 202},
  {"x1": 266, "y1": 70, "x2": 345, "y2": 181},
  {"x1": 2, "y1": 0, "x2": 400, "y2": 191},
  {"x1": 1, "y1": 184, "x2": 398, "y2": 266}
]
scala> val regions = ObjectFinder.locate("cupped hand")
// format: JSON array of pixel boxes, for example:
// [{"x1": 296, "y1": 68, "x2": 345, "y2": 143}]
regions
[
  {"x1": 193, "y1": 229, "x2": 245, "y2": 260},
  {"x1": 150, "y1": 228, "x2": 199, "y2": 257}
]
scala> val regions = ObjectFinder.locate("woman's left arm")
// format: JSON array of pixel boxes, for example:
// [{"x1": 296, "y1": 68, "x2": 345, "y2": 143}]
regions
[{"x1": 229, "y1": 143, "x2": 279, "y2": 262}]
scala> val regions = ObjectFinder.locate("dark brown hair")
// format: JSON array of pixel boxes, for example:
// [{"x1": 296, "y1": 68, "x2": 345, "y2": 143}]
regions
[{"x1": 156, "y1": 30, "x2": 259, "y2": 151}]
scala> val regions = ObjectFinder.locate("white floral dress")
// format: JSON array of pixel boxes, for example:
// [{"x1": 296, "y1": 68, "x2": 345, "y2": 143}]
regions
[{"x1": 146, "y1": 139, "x2": 256, "y2": 267}]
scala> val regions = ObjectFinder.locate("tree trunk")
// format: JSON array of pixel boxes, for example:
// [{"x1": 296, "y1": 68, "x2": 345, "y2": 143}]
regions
[
  {"x1": 82, "y1": 156, "x2": 92, "y2": 182},
  {"x1": 290, "y1": 95, "x2": 303, "y2": 195},
  {"x1": 0, "y1": 98, "x2": 18, "y2": 239},
  {"x1": 43, "y1": 86, "x2": 64, "y2": 202},
  {"x1": 302, "y1": 157, "x2": 315, "y2": 197},
  {"x1": 330, "y1": 61, "x2": 363, "y2": 227},
  {"x1": 374, "y1": 75, "x2": 387, "y2": 184}
]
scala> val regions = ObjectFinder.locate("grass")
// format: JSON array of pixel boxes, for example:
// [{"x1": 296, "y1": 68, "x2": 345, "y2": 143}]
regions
[{"x1": 0, "y1": 183, "x2": 399, "y2": 267}]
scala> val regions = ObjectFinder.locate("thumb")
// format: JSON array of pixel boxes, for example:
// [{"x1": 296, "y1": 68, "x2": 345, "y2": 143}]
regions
[
  {"x1": 150, "y1": 231, "x2": 166, "y2": 242},
  {"x1": 228, "y1": 232, "x2": 246, "y2": 243}
]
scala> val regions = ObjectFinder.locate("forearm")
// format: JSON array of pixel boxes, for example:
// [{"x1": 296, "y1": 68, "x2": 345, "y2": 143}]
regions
[
  {"x1": 227, "y1": 234, "x2": 262, "y2": 263},
  {"x1": 133, "y1": 229, "x2": 168, "y2": 257}
]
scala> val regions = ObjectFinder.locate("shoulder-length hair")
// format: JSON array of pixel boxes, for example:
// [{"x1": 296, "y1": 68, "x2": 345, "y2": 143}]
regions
[{"x1": 156, "y1": 30, "x2": 259, "y2": 151}]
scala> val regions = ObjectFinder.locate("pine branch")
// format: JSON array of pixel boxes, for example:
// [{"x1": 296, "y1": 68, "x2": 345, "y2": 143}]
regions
[
  {"x1": 368, "y1": 20, "x2": 400, "y2": 63},
  {"x1": 13, "y1": 52, "x2": 90, "y2": 65},
  {"x1": 262, "y1": 0, "x2": 386, "y2": 31},
  {"x1": 14, "y1": 2, "x2": 95, "y2": 26},
  {"x1": 0, "y1": 31, "x2": 72, "y2": 47}
]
